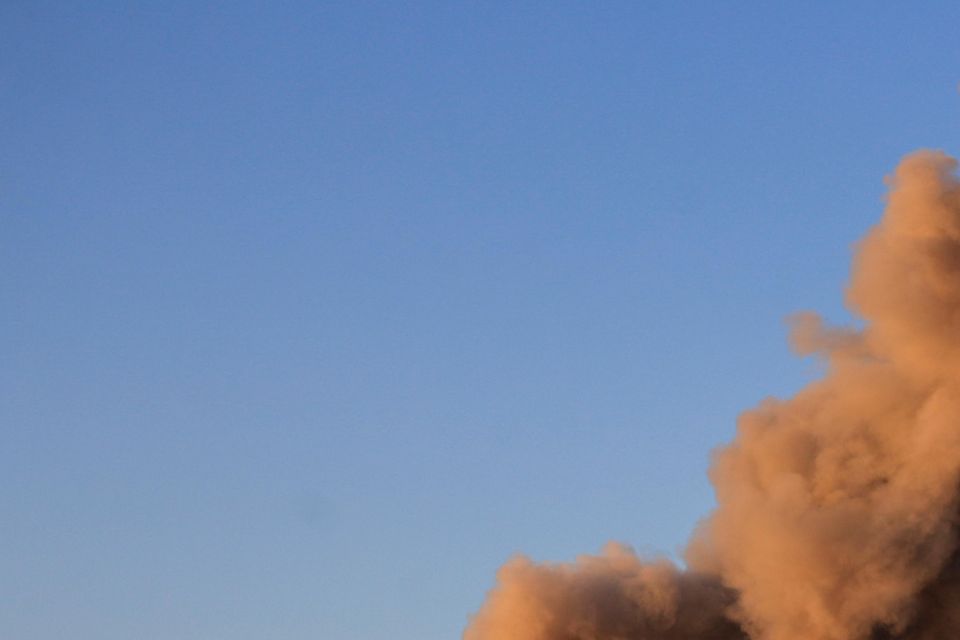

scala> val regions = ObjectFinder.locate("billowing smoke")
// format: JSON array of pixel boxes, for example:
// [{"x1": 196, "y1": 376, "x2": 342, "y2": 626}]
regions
[{"x1": 464, "y1": 151, "x2": 960, "y2": 640}]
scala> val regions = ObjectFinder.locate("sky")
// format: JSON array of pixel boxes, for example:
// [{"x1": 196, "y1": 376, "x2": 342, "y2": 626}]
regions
[{"x1": 2, "y1": 3, "x2": 960, "y2": 639}]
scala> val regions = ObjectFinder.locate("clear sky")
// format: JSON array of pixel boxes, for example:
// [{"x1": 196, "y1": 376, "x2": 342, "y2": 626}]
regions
[{"x1": 3, "y1": 3, "x2": 960, "y2": 639}]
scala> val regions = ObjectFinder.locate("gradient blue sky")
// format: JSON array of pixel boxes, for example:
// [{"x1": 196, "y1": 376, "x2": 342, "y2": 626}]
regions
[{"x1": 3, "y1": 3, "x2": 960, "y2": 639}]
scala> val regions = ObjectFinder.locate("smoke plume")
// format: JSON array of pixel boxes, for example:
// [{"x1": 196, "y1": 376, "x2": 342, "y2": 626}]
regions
[{"x1": 464, "y1": 151, "x2": 960, "y2": 640}]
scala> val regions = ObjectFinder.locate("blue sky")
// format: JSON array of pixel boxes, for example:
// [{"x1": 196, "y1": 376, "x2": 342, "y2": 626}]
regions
[{"x1": 3, "y1": 3, "x2": 960, "y2": 639}]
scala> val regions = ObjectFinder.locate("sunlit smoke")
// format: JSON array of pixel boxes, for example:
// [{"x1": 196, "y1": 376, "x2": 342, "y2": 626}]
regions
[{"x1": 465, "y1": 151, "x2": 960, "y2": 640}]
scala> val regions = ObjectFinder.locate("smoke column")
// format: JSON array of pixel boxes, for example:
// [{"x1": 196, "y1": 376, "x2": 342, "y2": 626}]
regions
[{"x1": 464, "y1": 151, "x2": 960, "y2": 640}]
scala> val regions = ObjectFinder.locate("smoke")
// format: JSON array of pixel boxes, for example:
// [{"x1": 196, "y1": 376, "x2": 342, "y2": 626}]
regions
[{"x1": 464, "y1": 151, "x2": 960, "y2": 640}]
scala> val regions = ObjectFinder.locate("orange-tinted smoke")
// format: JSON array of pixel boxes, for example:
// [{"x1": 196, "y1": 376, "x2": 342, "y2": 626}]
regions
[{"x1": 465, "y1": 151, "x2": 960, "y2": 640}]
